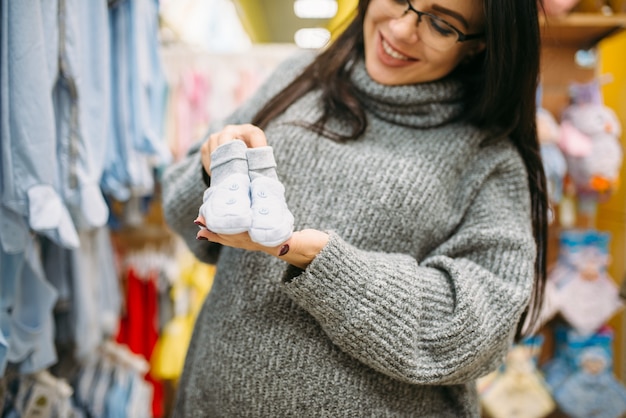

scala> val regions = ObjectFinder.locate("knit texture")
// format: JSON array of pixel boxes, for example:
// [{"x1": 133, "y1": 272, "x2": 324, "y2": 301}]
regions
[{"x1": 161, "y1": 51, "x2": 536, "y2": 417}]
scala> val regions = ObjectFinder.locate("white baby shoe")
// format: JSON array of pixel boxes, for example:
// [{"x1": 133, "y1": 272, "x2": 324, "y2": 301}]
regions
[
  {"x1": 248, "y1": 176, "x2": 294, "y2": 247},
  {"x1": 200, "y1": 173, "x2": 252, "y2": 234},
  {"x1": 199, "y1": 140, "x2": 252, "y2": 234}
]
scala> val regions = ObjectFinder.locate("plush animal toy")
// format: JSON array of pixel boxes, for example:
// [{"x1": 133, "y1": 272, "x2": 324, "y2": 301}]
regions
[
  {"x1": 558, "y1": 103, "x2": 623, "y2": 196},
  {"x1": 538, "y1": 108, "x2": 567, "y2": 204}
]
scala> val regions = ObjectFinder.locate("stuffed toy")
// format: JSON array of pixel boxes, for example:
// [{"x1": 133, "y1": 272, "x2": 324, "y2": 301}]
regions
[
  {"x1": 537, "y1": 108, "x2": 567, "y2": 205},
  {"x1": 558, "y1": 103, "x2": 623, "y2": 197},
  {"x1": 545, "y1": 230, "x2": 623, "y2": 336},
  {"x1": 479, "y1": 338, "x2": 556, "y2": 418},
  {"x1": 541, "y1": 324, "x2": 626, "y2": 418}
]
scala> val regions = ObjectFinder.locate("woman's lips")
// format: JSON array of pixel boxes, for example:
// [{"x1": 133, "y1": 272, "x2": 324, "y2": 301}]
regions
[{"x1": 377, "y1": 33, "x2": 417, "y2": 66}]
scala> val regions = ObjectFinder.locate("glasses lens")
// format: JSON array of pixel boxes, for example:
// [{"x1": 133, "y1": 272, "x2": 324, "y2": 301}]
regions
[
  {"x1": 391, "y1": 0, "x2": 459, "y2": 51},
  {"x1": 421, "y1": 15, "x2": 459, "y2": 50}
]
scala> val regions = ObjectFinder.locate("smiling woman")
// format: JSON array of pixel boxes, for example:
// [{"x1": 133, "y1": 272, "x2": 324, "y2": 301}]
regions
[
  {"x1": 161, "y1": 0, "x2": 547, "y2": 416},
  {"x1": 363, "y1": 0, "x2": 486, "y2": 84}
]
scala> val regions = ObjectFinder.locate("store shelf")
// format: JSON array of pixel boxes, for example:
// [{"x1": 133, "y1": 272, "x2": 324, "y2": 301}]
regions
[{"x1": 540, "y1": 13, "x2": 626, "y2": 48}]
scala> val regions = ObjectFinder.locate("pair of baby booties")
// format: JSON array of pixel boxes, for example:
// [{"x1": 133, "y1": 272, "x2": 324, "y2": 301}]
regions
[{"x1": 198, "y1": 140, "x2": 294, "y2": 247}]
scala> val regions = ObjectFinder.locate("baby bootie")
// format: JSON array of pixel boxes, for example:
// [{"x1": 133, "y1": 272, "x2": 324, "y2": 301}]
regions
[
  {"x1": 246, "y1": 147, "x2": 294, "y2": 247},
  {"x1": 199, "y1": 140, "x2": 252, "y2": 234}
]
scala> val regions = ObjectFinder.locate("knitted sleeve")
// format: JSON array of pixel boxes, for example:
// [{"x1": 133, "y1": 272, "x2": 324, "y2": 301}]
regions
[
  {"x1": 281, "y1": 151, "x2": 536, "y2": 385},
  {"x1": 161, "y1": 51, "x2": 315, "y2": 264}
]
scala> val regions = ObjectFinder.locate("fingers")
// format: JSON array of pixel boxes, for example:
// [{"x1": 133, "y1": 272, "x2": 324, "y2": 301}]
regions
[
  {"x1": 193, "y1": 215, "x2": 284, "y2": 255},
  {"x1": 194, "y1": 214, "x2": 207, "y2": 228},
  {"x1": 208, "y1": 124, "x2": 267, "y2": 153},
  {"x1": 200, "y1": 140, "x2": 212, "y2": 176},
  {"x1": 195, "y1": 228, "x2": 269, "y2": 254},
  {"x1": 195, "y1": 227, "x2": 216, "y2": 242},
  {"x1": 200, "y1": 124, "x2": 267, "y2": 177}
]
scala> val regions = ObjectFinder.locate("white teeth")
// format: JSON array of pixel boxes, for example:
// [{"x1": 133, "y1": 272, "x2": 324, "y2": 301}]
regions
[{"x1": 382, "y1": 38, "x2": 409, "y2": 60}]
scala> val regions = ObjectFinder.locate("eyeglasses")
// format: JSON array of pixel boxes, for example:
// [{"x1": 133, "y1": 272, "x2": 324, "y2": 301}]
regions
[{"x1": 386, "y1": 0, "x2": 484, "y2": 51}]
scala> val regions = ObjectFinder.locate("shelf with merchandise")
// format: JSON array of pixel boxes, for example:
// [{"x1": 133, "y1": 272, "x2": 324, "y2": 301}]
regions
[{"x1": 540, "y1": 12, "x2": 626, "y2": 48}]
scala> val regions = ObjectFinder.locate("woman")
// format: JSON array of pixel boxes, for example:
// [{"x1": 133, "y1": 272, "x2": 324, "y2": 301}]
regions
[{"x1": 162, "y1": 0, "x2": 547, "y2": 415}]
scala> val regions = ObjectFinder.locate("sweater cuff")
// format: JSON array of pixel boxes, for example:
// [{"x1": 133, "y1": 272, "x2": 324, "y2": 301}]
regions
[
  {"x1": 281, "y1": 231, "x2": 343, "y2": 286},
  {"x1": 282, "y1": 264, "x2": 305, "y2": 283}
]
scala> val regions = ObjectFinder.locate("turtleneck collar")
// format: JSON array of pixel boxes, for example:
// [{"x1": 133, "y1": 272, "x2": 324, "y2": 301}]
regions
[{"x1": 349, "y1": 59, "x2": 465, "y2": 129}]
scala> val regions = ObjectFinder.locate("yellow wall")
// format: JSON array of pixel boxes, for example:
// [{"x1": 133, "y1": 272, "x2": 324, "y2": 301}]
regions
[
  {"x1": 598, "y1": 30, "x2": 626, "y2": 382},
  {"x1": 327, "y1": 0, "x2": 358, "y2": 37}
]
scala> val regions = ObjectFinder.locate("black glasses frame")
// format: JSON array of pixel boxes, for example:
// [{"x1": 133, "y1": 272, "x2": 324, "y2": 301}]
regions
[{"x1": 403, "y1": 0, "x2": 484, "y2": 43}]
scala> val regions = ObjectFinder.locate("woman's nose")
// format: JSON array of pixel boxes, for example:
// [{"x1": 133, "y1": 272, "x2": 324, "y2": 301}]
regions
[{"x1": 389, "y1": 12, "x2": 421, "y2": 43}]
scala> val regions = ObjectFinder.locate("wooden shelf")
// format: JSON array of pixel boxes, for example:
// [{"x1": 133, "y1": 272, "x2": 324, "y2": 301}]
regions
[{"x1": 540, "y1": 13, "x2": 626, "y2": 48}]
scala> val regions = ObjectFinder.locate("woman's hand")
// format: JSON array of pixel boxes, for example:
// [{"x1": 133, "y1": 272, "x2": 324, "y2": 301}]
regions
[
  {"x1": 200, "y1": 124, "x2": 268, "y2": 176},
  {"x1": 195, "y1": 214, "x2": 329, "y2": 269}
]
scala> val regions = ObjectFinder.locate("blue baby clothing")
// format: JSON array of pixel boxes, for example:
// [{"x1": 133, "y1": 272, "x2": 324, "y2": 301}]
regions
[
  {"x1": 0, "y1": 241, "x2": 58, "y2": 376},
  {"x1": 102, "y1": 0, "x2": 169, "y2": 201},
  {"x1": 0, "y1": 0, "x2": 79, "y2": 251},
  {"x1": 53, "y1": 0, "x2": 111, "y2": 231},
  {"x1": 0, "y1": 330, "x2": 8, "y2": 375}
]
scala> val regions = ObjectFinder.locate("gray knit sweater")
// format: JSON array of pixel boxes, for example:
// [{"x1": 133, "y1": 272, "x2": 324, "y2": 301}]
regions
[{"x1": 161, "y1": 51, "x2": 535, "y2": 417}]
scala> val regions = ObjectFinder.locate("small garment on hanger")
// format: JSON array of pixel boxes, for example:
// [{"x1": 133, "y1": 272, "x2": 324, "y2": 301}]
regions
[
  {"x1": 2, "y1": 371, "x2": 75, "y2": 418},
  {"x1": 1, "y1": 240, "x2": 59, "y2": 376},
  {"x1": 149, "y1": 315, "x2": 193, "y2": 381},
  {"x1": 116, "y1": 266, "x2": 164, "y2": 417},
  {"x1": 150, "y1": 251, "x2": 214, "y2": 381}
]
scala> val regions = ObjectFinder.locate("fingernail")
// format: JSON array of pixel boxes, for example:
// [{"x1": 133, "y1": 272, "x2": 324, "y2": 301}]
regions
[
  {"x1": 194, "y1": 219, "x2": 206, "y2": 228},
  {"x1": 279, "y1": 244, "x2": 289, "y2": 256},
  {"x1": 196, "y1": 235, "x2": 208, "y2": 241}
]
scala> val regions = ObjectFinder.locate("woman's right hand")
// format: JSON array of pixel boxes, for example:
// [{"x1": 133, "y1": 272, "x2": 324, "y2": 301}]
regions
[{"x1": 200, "y1": 124, "x2": 269, "y2": 176}]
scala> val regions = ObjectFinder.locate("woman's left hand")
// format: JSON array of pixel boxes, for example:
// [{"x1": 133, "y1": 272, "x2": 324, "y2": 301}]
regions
[{"x1": 195, "y1": 215, "x2": 329, "y2": 269}]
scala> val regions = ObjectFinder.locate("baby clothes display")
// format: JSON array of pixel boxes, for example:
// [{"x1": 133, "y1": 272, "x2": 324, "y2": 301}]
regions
[
  {"x1": 71, "y1": 342, "x2": 153, "y2": 418},
  {"x1": 150, "y1": 251, "x2": 214, "y2": 381},
  {"x1": 1, "y1": 371, "x2": 74, "y2": 418}
]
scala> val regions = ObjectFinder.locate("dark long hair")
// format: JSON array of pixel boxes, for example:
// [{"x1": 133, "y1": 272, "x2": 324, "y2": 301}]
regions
[{"x1": 252, "y1": 0, "x2": 547, "y2": 340}]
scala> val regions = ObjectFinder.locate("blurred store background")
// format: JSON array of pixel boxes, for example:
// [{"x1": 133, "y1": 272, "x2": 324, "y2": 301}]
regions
[{"x1": 1, "y1": 1, "x2": 626, "y2": 417}]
